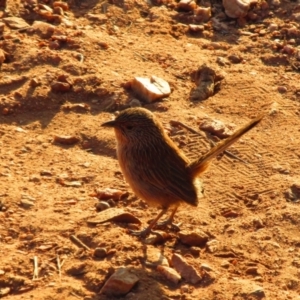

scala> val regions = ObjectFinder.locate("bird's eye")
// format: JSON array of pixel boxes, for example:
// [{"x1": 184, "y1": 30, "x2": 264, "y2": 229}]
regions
[{"x1": 126, "y1": 125, "x2": 133, "y2": 130}]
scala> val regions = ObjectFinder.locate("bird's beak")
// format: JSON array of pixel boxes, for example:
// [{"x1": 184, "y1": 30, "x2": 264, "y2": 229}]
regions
[{"x1": 101, "y1": 120, "x2": 117, "y2": 128}]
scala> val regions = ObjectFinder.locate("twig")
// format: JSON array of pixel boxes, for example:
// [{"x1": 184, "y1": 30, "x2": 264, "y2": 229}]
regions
[
  {"x1": 70, "y1": 235, "x2": 90, "y2": 251},
  {"x1": 57, "y1": 255, "x2": 62, "y2": 281},
  {"x1": 133, "y1": 52, "x2": 148, "y2": 61},
  {"x1": 33, "y1": 256, "x2": 38, "y2": 280},
  {"x1": 170, "y1": 120, "x2": 248, "y2": 164}
]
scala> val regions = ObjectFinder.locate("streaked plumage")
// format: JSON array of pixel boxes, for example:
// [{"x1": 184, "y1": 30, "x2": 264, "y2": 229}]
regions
[{"x1": 102, "y1": 107, "x2": 263, "y2": 237}]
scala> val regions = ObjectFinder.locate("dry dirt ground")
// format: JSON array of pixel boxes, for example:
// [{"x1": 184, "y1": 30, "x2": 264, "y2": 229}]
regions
[{"x1": 1, "y1": 0, "x2": 300, "y2": 299}]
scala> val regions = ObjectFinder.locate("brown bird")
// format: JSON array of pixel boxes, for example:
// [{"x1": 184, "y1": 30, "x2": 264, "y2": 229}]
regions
[{"x1": 102, "y1": 107, "x2": 263, "y2": 237}]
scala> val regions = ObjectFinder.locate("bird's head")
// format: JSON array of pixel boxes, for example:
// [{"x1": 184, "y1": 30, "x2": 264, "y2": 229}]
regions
[{"x1": 102, "y1": 107, "x2": 164, "y2": 144}]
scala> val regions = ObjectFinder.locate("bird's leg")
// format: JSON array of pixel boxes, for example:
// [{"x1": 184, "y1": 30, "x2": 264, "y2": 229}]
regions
[
  {"x1": 129, "y1": 208, "x2": 168, "y2": 238},
  {"x1": 155, "y1": 206, "x2": 181, "y2": 231}
]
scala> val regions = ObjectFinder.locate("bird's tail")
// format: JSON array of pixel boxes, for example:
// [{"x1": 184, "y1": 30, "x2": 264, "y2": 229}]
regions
[{"x1": 188, "y1": 115, "x2": 264, "y2": 178}]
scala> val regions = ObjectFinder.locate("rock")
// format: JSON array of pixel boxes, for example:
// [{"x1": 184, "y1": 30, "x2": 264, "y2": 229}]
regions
[
  {"x1": 92, "y1": 188, "x2": 129, "y2": 201},
  {"x1": 253, "y1": 217, "x2": 264, "y2": 229},
  {"x1": 206, "y1": 239, "x2": 219, "y2": 253},
  {"x1": 129, "y1": 99, "x2": 142, "y2": 107},
  {"x1": 86, "y1": 14, "x2": 108, "y2": 24},
  {"x1": 171, "y1": 253, "x2": 202, "y2": 284},
  {"x1": 190, "y1": 64, "x2": 223, "y2": 101},
  {"x1": 228, "y1": 54, "x2": 243, "y2": 63},
  {"x1": 100, "y1": 267, "x2": 139, "y2": 296},
  {"x1": 130, "y1": 76, "x2": 171, "y2": 103},
  {"x1": 96, "y1": 201, "x2": 110, "y2": 211},
  {"x1": 178, "y1": 230, "x2": 209, "y2": 247},
  {"x1": 145, "y1": 246, "x2": 169, "y2": 267},
  {"x1": 157, "y1": 265, "x2": 181, "y2": 284},
  {"x1": 53, "y1": 1, "x2": 69, "y2": 11},
  {"x1": 65, "y1": 262, "x2": 91, "y2": 276},
  {"x1": 189, "y1": 24, "x2": 204, "y2": 33},
  {"x1": 32, "y1": 21, "x2": 55, "y2": 38},
  {"x1": 277, "y1": 86, "x2": 287, "y2": 93},
  {"x1": 144, "y1": 231, "x2": 173, "y2": 245},
  {"x1": 20, "y1": 199, "x2": 35, "y2": 209},
  {"x1": 93, "y1": 247, "x2": 107, "y2": 259},
  {"x1": 199, "y1": 118, "x2": 235, "y2": 138},
  {"x1": 53, "y1": 135, "x2": 79, "y2": 145},
  {"x1": 200, "y1": 263, "x2": 214, "y2": 272},
  {"x1": 223, "y1": 0, "x2": 256, "y2": 19},
  {"x1": 284, "y1": 184, "x2": 300, "y2": 202},
  {"x1": 51, "y1": 81, "x2": 71, "y2": 93},
  {"x1": 194, "y1": 7, "x2": 211, "y2": 23},
  {"x1": 3, "y1": 17, "x2": 29, "y2": 29},
  {"x1": 87, "y1": 208, "x2": 141, "y2": 225},
  {"x1": 232, "y1": 279, "x2": 265, "y2": 298},
  {"x1": 177, "y1": 0, "x2": 197, "y2": 12},
  {"x1": 245, "y1": 266, "x2": 260, "y2": 275}
]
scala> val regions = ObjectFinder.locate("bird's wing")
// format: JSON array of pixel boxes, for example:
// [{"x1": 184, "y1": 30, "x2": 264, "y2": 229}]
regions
[{"x1": 137, "y1": 146, "x2": 199, "y2": 206}]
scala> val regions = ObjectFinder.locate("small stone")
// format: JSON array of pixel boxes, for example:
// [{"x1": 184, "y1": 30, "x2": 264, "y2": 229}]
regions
[
  {"x1": 177, "y1": 0, "x2": 197, "y2": 12},
  {"x1": 223, "y1": 0, "x2": 253, "y2": 18},
  {"x1": 92, "y1": 188, "x2": 129, "y2": 201},
  {"x1": 29, "y1": 78, "x2": 40, "y2": 87},
  {"x1": 206, "y1": 239, "x2": 219, "y2": 253},
  {"x1": 20, "y1": 199, "x2": 35, "y2": 209},
  {"x1": 253, "y1": 217, "x2": 264, "y2": 229},
  {"x1": 93, "y1": 247, "x2": 107, "y2": 259},
  {"x1": 32, "y1": 21, "x2": 55, "y2": 38},
  {"x1": 277, "y1": 86, "x2": 287, "y2": 93},
  {"x1": 130, "y1": 76, "x2": 171, "y2": 103},
  {"x1": 171, "y1": 253, "x2": 202, "y2": 284},
  {"x1": 189, "y1": 24, "x2": 204, "y2": 33},
  {"x1": 145, "y1": 246, "x2": 169, "y2": 267},
  {"x1": 66, "y1": 262, "x2": 90, "y2": 276},
  {"x1": 199, "y1": 118, "x2": 235, "y2": 138},
  {"x1": 228, "y1": 54, "x2": 243, "y2": 64},
  {"x1": 96, "y1": 201, "x2": 110, "y2": 211},
  {"x1": 178, "y1": 230, "x2": 209, "y2": 247},
  {"x1": 53, "y1": 135, "x2": 79, "y2": 145},
  {"x1": 129, "y1": 99, "x2": 142, "y2": 107},
  {"x1": 221, "y1": 260, "x2": 230, "y2": 268},
  {"x1": 157, "y1": 265, "x2": 181, "y2": 284},
  {"x1": 100, "y1": 267, "x2": 139, "y2": 296},
  {"x1": 40, "y1": 170, "x2": 52, "y2": 176},
  {"x1": 3, "y1": 17, "x2": 29, "y2": 29},
  {"x1": 245, "y1": 266, "x2": 259, "y2": 275},
  {"x1": 194, "y1": 6, "x2": 211, "y2": 23},
  {"x1": 51, "y1": 81, "x2": 71, "y2": 93},
  {"x1": 200, "y1": 263, "x2": 214, "y2": 271}
]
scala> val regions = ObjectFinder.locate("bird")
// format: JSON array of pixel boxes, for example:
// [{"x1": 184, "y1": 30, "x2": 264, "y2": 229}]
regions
[{"x1": 102, "y1": 107, "x2": 263, "y2": 238}]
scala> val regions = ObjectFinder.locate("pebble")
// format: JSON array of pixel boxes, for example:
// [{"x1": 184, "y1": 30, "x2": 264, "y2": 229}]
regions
[
  {"x1": 171, "y1": 253, "x2": 202, "y2": 284},
  {"x1": 206, "y1": 239, "x2": 219, "y2": 253},
  {"x1": 277, "y1": 86, "x2": 287, "y2": 93},
  {"x1": 92, "y1": 188, "x2": 129, "y2": 201},
  {"x1": 178, "y1": 230, "x2": 209, "y2": 247},
  {"x1": 130, "y1": 76, "x2": 171, "y2": 103},
  {"x1": 20, "y1": 199, "x2": 35, "y2": 209},
  {"x1": 66, "y1": 262, "x2": 90, "y2": 276},
  {"x1": 93, "y1": 247, "x2": 107, "y2": 259},
  {"x1": 129, "y1": 99, "x2": 142, "y2": 107},
  {"x1": 223, "y1": 0, "x2": 252, "y2": 18},
  {"x1": 145, "y1": 246, "x2": 169, "y2": 267},
  {"x1": 96, "y1": 201, "x2": 110, "y2": 211},
  {"x1": 53, "y1": 135, "x2": 79, "y2": 145},
  {"x1": 3, "y1": 17, "x2": 29, "y2": 29},
  {"x1": 157, "y1": 265, "x2": 181, "y2": 284},
  {"x1": 100, "y1": 267, "x2": 139, "y2": 296},
  {"x1": 32, "y1": 21, "x2": 55, "y2": 39},
  {"x1": 253, "y1": 217, "x2": 264, "y2": 229},
  {"x1": 51, "y1": 81, "x2": 71, "y2": 93}
]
